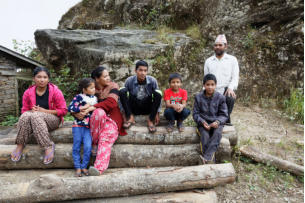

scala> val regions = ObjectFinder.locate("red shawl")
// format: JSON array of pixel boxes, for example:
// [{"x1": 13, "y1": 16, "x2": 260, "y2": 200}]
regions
[{"x1": 94, "y1": 82, "x2": 127, "y2": 136}]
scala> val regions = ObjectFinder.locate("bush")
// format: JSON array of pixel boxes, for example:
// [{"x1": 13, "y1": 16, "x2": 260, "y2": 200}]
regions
[
  {"x1": 0, "y1": 115, "x2": 19, "y2": 126},
  {"x1": 283, "y1": 88, "x2": 304, "y2": 124}
]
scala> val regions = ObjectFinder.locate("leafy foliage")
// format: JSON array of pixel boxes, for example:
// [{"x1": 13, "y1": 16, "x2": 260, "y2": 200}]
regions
[
  {"x1": 0, "y1": 115, "x2": 19, "y2": 126},
  {"x1": 283, "y1": 88, "x2": 304, "y2": 124}
]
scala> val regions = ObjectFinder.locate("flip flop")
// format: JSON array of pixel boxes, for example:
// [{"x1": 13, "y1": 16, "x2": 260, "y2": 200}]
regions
[
  {"x1": 43, "y1": 144, "x2": 55, "y2": 165},
  {"x1": 75, "y1": 169, "x2": 82, "y2": 177},
  {"x1": 11, "y1": 149, "x2": 22, "y2": 162},
  {"x1": 89, "y1": 166, "x2": 100, "y2": 176},
  {"x1": 148, "y1": 124, "x2": 156, "y2": 133},
  {"x1": 82, "y1": 169, "x2": 89, "y2": 176}
]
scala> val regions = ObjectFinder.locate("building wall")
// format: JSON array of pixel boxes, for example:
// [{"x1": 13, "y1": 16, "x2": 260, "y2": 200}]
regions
[
  {"x1": 0, "y1": 75, "x2": 17, "y2": 120},
  {"x1": 0, "y1": 54, "x2": 18, "y2": 121}
]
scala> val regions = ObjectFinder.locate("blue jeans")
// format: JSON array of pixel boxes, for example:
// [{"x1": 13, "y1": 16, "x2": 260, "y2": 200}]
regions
[
  {"x1": 72, "y1": 126, "x2": 92, "y2": 169},
  {"x1": 163, "y1": 107, "x2": 191, "y2": 121}
]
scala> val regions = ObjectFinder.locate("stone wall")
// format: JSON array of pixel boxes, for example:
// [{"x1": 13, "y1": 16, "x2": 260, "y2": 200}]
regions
[{"x1": 0, "y1": 55, "x2": 18, "y2": 120}]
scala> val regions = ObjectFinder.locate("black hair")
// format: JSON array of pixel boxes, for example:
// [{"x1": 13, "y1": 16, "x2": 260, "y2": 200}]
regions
[
  {"x1": 91, "y1": 66, "x2": 106, "y2": 80},
  {"x1": 203, "y1": 74, "x2": 217, "y2": 84},
  {"x1": 79, "y1": 78, "x2": 95, "y2": 93},
  {"x1": 135, "y1": 60, "x2": 148, "y2": 70},
  {"x1": 168, "y1": 73, "x2": 182, "y2": 83},
  {"x1": 33, "y1": 67, "x2": 50, "y2": 78}
]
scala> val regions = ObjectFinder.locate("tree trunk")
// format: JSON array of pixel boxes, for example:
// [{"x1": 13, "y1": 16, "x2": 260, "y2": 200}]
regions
[
  {"x1": 0, "y1": 125, "x2": 237, "y2": 146},
  {"x1": 1, "y1": 164, "x2": 235, "y2": 202},
  {"x1": 0, "y1": 139, "x2": 231, "y2": 169},
  {"x1": 240, "y1": 146, "x2": 304, "y2": 176}
]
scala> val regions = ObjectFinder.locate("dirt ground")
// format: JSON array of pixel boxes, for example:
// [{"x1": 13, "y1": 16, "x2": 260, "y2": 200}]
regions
[{"x1": 215, "y1": 104, "x2": 304, "y2": 203}]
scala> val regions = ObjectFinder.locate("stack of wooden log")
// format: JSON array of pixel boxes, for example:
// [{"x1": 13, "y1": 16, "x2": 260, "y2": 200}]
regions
[{"x1": 0, "y1": 117, "x2": 238, "y2": 202}]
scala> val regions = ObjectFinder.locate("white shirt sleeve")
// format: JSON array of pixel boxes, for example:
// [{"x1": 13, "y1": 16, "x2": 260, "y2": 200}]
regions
[
  {"x1": 204, "y1": 59, "x2": 209, "y2": 76},
  {"x1": 228, "y1": 57, "x2": 239, "y2": 90}
]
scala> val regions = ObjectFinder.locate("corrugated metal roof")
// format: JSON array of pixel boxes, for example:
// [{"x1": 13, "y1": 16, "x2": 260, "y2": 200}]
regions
[{"x1": 0, "y1": 45, "x2": 44, "y2": 68}]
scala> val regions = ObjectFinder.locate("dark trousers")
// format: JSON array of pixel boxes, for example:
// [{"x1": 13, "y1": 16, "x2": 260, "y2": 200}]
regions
[
  {"x1": 119, "y1": 88, "x2": 162, "y2": 122},
  {"x1": 164, "y1": 107, "x2": 190, "y2": 121},
  {"x1": 224, "y1": 87, "x2": 235, "y2": 123},
  {"x1": 197, "y1": 125, "x2": 223, "y2": 161}
]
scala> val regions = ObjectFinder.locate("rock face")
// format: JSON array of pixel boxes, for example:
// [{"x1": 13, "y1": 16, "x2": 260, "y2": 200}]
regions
[
  {"x1": 54, "y1": 0, "x2": 304, "y2": 100},
  {"x1": 35, "y1": 28, "x2": 202, "y2": 96}
]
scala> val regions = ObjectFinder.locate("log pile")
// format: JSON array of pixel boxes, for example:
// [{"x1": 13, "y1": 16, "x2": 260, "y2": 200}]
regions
[{"x1": 0, "y1": 118, "x2": 238, "y2": 202}]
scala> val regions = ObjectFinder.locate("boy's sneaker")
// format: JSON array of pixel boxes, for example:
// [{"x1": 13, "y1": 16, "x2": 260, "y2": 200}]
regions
[
  {"x1": 177, "y1": 120, "x2": 185, "y2": 132},
  {"x1": 166, "y1": 121, "x2": 175, "y2": 133}
]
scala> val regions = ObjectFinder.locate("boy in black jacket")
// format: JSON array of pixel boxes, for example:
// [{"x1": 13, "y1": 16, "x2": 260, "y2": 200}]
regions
[{"x1": 193, "y1": 74, "x2": 228, "y2": 164}]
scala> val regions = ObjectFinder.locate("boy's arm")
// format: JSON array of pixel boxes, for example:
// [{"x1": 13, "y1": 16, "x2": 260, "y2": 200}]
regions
[
  {"x1": 152, "y1": 77, "x2": 162, "y2": 112},
  {"x1": 216, "y1": 96, "x2": 228, "y2": 125},
  {"x1": 192, "y1": 96, "x2": 206, "y2": 126}
]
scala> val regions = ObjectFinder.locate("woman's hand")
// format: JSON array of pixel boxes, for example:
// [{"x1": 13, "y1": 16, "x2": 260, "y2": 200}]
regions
[
  {"x1": 32, "y1": 105, "x2": 46, "y2": 113},
  {"x1": 73, "y1": 111, "x2": 87, "y2": 120}
]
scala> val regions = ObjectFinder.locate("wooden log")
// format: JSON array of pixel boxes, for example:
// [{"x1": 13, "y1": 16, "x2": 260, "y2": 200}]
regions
[
  {"x1": 56, "y1": 190, "x2": 218, "y2": 203},
  {"x1": 0, "y1": 125, "x2": 237, "y2": 146},
  {"x1": 240, "y1": 146, "x2": 304, "y2": 176},
  {"x1": 1, "y1": 164, "x2": 235, "y2": 202},
  {"x1": 0, "y1": 140, "x2": 231, "y2": 169}
]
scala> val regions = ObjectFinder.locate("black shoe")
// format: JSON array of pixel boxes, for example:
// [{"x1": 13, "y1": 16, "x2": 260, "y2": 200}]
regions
[{"x1": 225, "y1": 123, "x2": 233, "y2": 126}]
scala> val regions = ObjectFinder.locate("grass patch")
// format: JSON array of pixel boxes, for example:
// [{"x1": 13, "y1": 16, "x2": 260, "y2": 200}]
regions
[
  {"x1": 0, "y1": 115, "x2": 19, "y2": 126},
  {"x1": 283, "y1": 88, "x2": 304, "y2": 124},
  {"x1": 185, "y1": 25, "x2": 201, "y2": 40},
  {"x1": 64, "y1": 114, "x2": 75, "y2": 121}
]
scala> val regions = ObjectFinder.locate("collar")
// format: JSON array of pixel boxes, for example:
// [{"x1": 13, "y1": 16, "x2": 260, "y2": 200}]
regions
[
  {"x1": 202, "y1": 90, "x2": 215, "y2": 99},
  {"x1": 134, "y1": 76, "x2": 150, "y2": 85}
]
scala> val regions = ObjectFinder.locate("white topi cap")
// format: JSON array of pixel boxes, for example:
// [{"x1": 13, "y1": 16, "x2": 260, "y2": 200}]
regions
[{"x1": 215, "y1": 34, "x2": 227, "y2": 44}]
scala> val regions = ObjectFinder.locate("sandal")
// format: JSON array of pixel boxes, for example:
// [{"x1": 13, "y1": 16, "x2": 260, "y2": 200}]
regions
[
  {"x1": 43, "y1": 144, "x2": 55, "y2": 165},
  {"x1": 11, "y1": 147, "x2": 23, "y2": 162},
  {"x1": 123, "y1": 121, "x2": 133, "y2": 129},
  {"x1": 75, "y1": 169, "x2": 82, "y2": 177},
  {"x1": 148, "y1": 124, "x2": 156, "y2": 133},
  {"x1": 166, "y1": 121, "x2": 175, "y2": 133},
  {"x1": 82, "y1": 169, "x2": 89, "y2": 176},
  {"x1": 91, "y1": 145, "x2": 97, "y2": 156},
  {"x1": 89, "y1": 166, "x2": 100, "y2": 176},
  {"x1": 177, "y1": 121, "x2": 185, "y2": 132}
]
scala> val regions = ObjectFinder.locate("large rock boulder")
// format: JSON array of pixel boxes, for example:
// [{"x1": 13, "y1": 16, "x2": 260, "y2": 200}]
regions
[
  {"x1": 56, "y1": 0, "x2": 304, "y2": 99},
  {"x1": 34, "y1": 28, "x2": 202, "y2": 96}
]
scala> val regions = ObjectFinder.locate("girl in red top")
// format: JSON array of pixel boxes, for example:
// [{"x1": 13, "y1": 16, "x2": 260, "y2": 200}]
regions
[{"x1": 163, "y1": 73, "x2": 190, "y2": 132}]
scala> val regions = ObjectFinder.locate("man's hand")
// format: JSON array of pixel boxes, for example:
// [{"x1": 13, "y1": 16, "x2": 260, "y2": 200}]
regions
[
  {"x1": 210, "y1": 121, "x2": 219, "y2": 129},
  {"x1": 155, "y1": 113, "x2": 160, "y2": 125},
  {"x1": 224, "y1": 88, "x2": 236, "y2": 99},
  {"x1": 202, "y1": 121, "x2": 210, "y2": 131}
]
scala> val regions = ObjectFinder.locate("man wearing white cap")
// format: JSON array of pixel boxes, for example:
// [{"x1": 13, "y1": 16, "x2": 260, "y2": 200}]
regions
[{"x1": 204, "y1": 34, "x2": 239, "y2": 125}]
